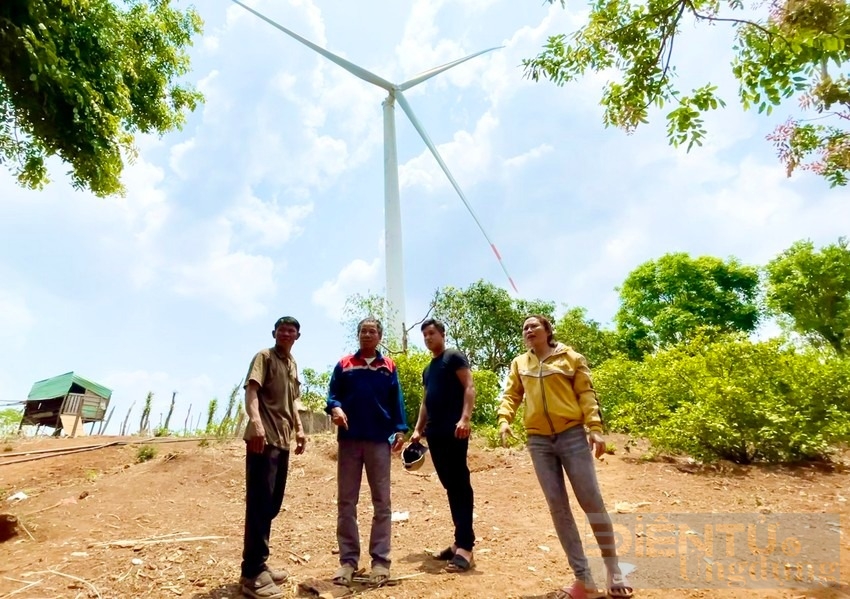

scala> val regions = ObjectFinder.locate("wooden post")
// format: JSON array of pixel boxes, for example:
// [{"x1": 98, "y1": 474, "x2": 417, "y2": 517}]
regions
[
  {"x1": 70, "y1": 394, "x2": 84, "y2": 438},
  {"x1": 164, "y1": 391, "x2": 177, "y2": 432},
  {"x1": 120, "y1": 401, "x2": 136, "y2": 437},
  {"x1": 99, "y1": 406, "x2": 115, "y2": 435},
  {"x1": 183, "y1": 404, "x2": 192, "y2": 435},
  {"x1": 55, "y1": 394, "x2": 67, "y2": 433}
]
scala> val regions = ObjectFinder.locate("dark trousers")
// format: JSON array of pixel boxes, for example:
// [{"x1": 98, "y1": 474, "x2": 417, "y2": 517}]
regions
[
  {"x1": 428, "y1": 434, "x2": 475, "y2": 551},
  {"x1": 241, "y1": 444, "x2": 290, "y2": 579}
]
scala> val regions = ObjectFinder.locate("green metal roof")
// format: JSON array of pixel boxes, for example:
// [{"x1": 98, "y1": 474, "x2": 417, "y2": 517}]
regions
[{"x1": 27, "y1": 372, "x2": 113, "y2": 401}]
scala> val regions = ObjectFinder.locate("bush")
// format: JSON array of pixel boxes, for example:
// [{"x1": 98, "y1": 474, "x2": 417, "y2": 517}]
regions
[
  {"x1": 594, "y1": 333, "x2": 850, "y2": 463},
  {"x1": 136, "y1": 445, "x2": 157, "y2": 463},
  {"x1": 394, "y1": 350, "x2": 432, "y2": 428},
  {"x1": 0, "y1": 409, "x2": 21, "y2": 437},
  {"x1": 479, "y1": 410, "x2": 529, "y2": 449},
  {"x1": 471, "y1": 369, "x2": 501, "y2": 427}
]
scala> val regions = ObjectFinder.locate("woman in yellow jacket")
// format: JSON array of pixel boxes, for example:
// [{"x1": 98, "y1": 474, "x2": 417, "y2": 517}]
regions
[{"x1": 498, "y1": 315, "x2": 632, "y2": 599}]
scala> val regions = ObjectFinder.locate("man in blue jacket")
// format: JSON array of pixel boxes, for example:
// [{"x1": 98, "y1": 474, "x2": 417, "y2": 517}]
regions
[{"x1": 326, "y1": 317, "x2": 408, "y2": 588}]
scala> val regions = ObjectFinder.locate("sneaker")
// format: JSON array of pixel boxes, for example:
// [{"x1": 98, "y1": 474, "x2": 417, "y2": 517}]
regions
[{"x1": 240, "y1": 570, "x2": 284, "y2": 599}]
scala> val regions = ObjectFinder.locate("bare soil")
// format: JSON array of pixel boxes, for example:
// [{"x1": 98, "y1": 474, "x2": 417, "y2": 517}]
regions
[{"x1": 0, "y1": 434, "x2": 847, "y2": 599}]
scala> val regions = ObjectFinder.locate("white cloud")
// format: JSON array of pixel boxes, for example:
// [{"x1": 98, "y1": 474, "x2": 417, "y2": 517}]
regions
[
  {"x1": 504, "y1": 143, "x2": 554, "y2": 168},
  {"x1": 399, "y1": 110, "x2": 498, "y2": 193},
  {"x1": 172, "y1": 219, "x2": 278, "y2": 320},
  {"x1": 246, "y1": 125, "x2": 350, "y2": 196},
  {"x1": 169, "y1": 138, "x2": 197, "y2": 179},
  {"x1": 395, "y1": 0, "x2": 473, "y2": 90},
  {"x1": 522, "y1": 145, "x2": 849, "y2": 324},
  {"x1": 119, "y1": 155, "x2": 170, "y2": 243},
  {"x1": 312, "y1": 257, "x2": 382, "y2": 320},
  {"x1": 228, "y1": 191, "x2": 314, "y2": 248},
  {"x1": 202, "y1": 35, "x2": 220, "y2": 52},
  {"x1": 224, "y1": 0, "x2": 328, "y2": 45},
  {"x1": 196, "y1": 70, "x2": 228, "y2": 124}
]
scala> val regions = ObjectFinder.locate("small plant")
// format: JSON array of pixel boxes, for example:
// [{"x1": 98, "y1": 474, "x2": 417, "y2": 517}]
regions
[
  {"x1": 605, "y1": 443, "x2": 617, "y2": 455},
  {"x1": 85, "y1": 469, "x2": 99, "y2": 482},
  {"x1": 136, "y1": 445, "x2": 157, "y2": 463},
  {"x1": 198, "y1": 438, "x2": 210, "y2": 448}
]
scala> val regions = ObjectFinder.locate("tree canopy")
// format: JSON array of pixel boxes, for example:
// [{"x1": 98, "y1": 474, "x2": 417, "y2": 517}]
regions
[
  {"x1": 766, "y1": 236, "x2": 850, "y2": 354},
  {"x1": 615, "y1": 252, "x2": 761, "y2": 358},
  {"x1": 0, "y1": 0, "x2": 203, "y2": 196},
  {"x1": 554, "y1": 306, "x2": 620, "y2": 367},
  {"x1": 523, "y1": 0, "x2": 850, "y2": 186},
  {"x1": 431, "y1": 280, "x2": 556, "y2": 374}
]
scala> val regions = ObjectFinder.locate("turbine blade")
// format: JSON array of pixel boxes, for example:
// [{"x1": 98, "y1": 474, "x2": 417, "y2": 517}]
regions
[
  {"x1": 395, "y1": 91, "x2": 518, "y2": 294},
  {"x1": 229, "y1": 0, "x2": 395, "y2": 91},
  {"x1": 398, "y1": 47, "x2": 503, "y2": 91}
]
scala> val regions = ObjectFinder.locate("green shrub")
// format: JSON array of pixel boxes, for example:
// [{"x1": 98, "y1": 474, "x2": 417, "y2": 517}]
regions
[
  {"x1": 471, "y1": 369, "x2": 501, "y2": 427},
  {"x1": 479, "y1": 405, "x2": 529, "y2": 449},
  {"x1": 394, "y1": 350, "x2": 432, "y2": 428},
  {"x1": 136, "y1": 445, "x2": 157, "y2": 463},
  {"x1": 594, "y1": 333, "x2": 850, "y2": 463}
]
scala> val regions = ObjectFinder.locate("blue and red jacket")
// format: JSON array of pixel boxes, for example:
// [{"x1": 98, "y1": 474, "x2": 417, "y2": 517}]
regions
[{"x1": 325, "y1": 350, "x2": 409, "y2": 442}]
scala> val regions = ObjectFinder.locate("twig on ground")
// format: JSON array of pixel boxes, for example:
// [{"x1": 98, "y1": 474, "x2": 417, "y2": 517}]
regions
[
  {"x1": 24, "y1": 570, "x2": 101, "y2": 599},
  {"x1": 116, "y1": 566, "x2": 133, "y2": 583},
  {"x1": 23, "y1": 501, "x2": 63, "y2": 517},
  {"x1": 92, "y1": 535, "x2": 225, "y2": 548},
  {"x1": 0, "y1": 577, "x2": 43, "y2": 598},
  {"x1": 17, "y1": 520, "x2": 35, "y2": 541}
]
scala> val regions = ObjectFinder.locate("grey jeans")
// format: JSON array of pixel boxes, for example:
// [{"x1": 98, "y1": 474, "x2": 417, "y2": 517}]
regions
[
  {"x1": 336, "y1": 439, "x2": 392, "y2": 569},
  {"x1": 527, "y1": 424, "x2": 620, "y2": 585}
]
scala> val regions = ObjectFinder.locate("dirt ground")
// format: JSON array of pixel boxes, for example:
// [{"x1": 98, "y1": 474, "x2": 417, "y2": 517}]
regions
[{"x1": 0, "y1": 433, "x2": 847, "y2": 599}]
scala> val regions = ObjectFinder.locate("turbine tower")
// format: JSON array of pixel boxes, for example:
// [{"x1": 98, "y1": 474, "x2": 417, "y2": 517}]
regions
[{"x1": 231, "y1": 1, "x2": 518, "y2": 345}]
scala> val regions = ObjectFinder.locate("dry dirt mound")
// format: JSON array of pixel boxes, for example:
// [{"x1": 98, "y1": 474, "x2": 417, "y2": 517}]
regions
[{"x1": 0, "y1": 433, "x2": 847, "y2": 599}]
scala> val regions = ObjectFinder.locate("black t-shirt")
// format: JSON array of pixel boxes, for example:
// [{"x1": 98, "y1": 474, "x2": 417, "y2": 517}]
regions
[{"x1": 422, "y1": 349, "x2": 470, "y2": 436}]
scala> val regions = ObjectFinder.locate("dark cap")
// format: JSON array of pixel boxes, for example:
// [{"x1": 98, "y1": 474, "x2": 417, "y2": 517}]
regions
[{"x1": 273, "y1": 316, "x2": 301, "y2": 332}]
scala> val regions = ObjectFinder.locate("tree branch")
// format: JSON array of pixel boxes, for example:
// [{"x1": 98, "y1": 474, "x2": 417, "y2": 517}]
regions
[{"x1": 686, "y1": 1, "x2": 789, "y2": 46}]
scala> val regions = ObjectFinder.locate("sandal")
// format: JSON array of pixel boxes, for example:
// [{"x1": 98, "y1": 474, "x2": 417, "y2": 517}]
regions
[
  {"x1": 369, "y1": 564, "x2": 391, "y2": 587},
  {"x1": 445, "y1": 553, "x2": 474, "y2": 573},
  {"x1": 432, "y1": 546, "x2": 455, "y2": 560},
  {"x1": 607, "y1": 573, "x2": 634, "y2": 598},
  {"x1": 332, "y1": 564, "x2": 356, "y2": 587},
  {"x1": 553, "y1": 580, "x2": 588, "y2": 599}
]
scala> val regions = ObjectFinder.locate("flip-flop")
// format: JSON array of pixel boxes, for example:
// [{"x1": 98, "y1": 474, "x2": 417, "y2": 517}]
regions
[
  {"x1": 432, "y1": 546, "x2": 455, "y2": 560},
  {"x1": 553, "y1": 580, "x2": 588, "y2": 599},
  {"x1": 607, "y1": 573, "x2": 634, "y2": 598},
  {"x1": 332, "y1": 564, "x2": 356, "y2": 587},
  {"x1": 369, "y1": 564, "x2": 391, "y2": 587},
  {"x1": 445, "y1": 553, "x2": 474, "y2": 573}
]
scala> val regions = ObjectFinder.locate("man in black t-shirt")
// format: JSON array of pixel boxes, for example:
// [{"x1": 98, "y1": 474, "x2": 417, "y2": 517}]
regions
[{"x1": 410, "y1": 318, "x2": 476, "y2": 573}]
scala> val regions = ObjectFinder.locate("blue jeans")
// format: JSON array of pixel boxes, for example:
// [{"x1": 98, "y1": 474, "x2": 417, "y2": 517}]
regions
[{"x1": 527, "y1": 425, "x2": 620, "y2": 585}]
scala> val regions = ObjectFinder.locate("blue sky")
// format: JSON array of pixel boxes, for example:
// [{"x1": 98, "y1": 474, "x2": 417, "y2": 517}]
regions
[{"x1": 1, "y1": 0, "x2": 846, "y2": 432}]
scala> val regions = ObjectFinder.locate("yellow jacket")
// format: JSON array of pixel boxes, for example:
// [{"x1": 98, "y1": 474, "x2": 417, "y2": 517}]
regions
[{"x1": 497, "y1": 343, "x2": 603, "y2": 435}]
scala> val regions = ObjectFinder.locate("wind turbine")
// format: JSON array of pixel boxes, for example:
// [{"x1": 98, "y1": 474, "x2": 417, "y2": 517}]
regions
[{"x1": 230, "y1": 0, "x2": 518, "y2": 345}]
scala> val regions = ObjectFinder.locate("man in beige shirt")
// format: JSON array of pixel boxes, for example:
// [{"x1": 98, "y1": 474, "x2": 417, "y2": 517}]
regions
[{"x1": 240, "y1": 316, "x2": 308, "y2": 599}]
